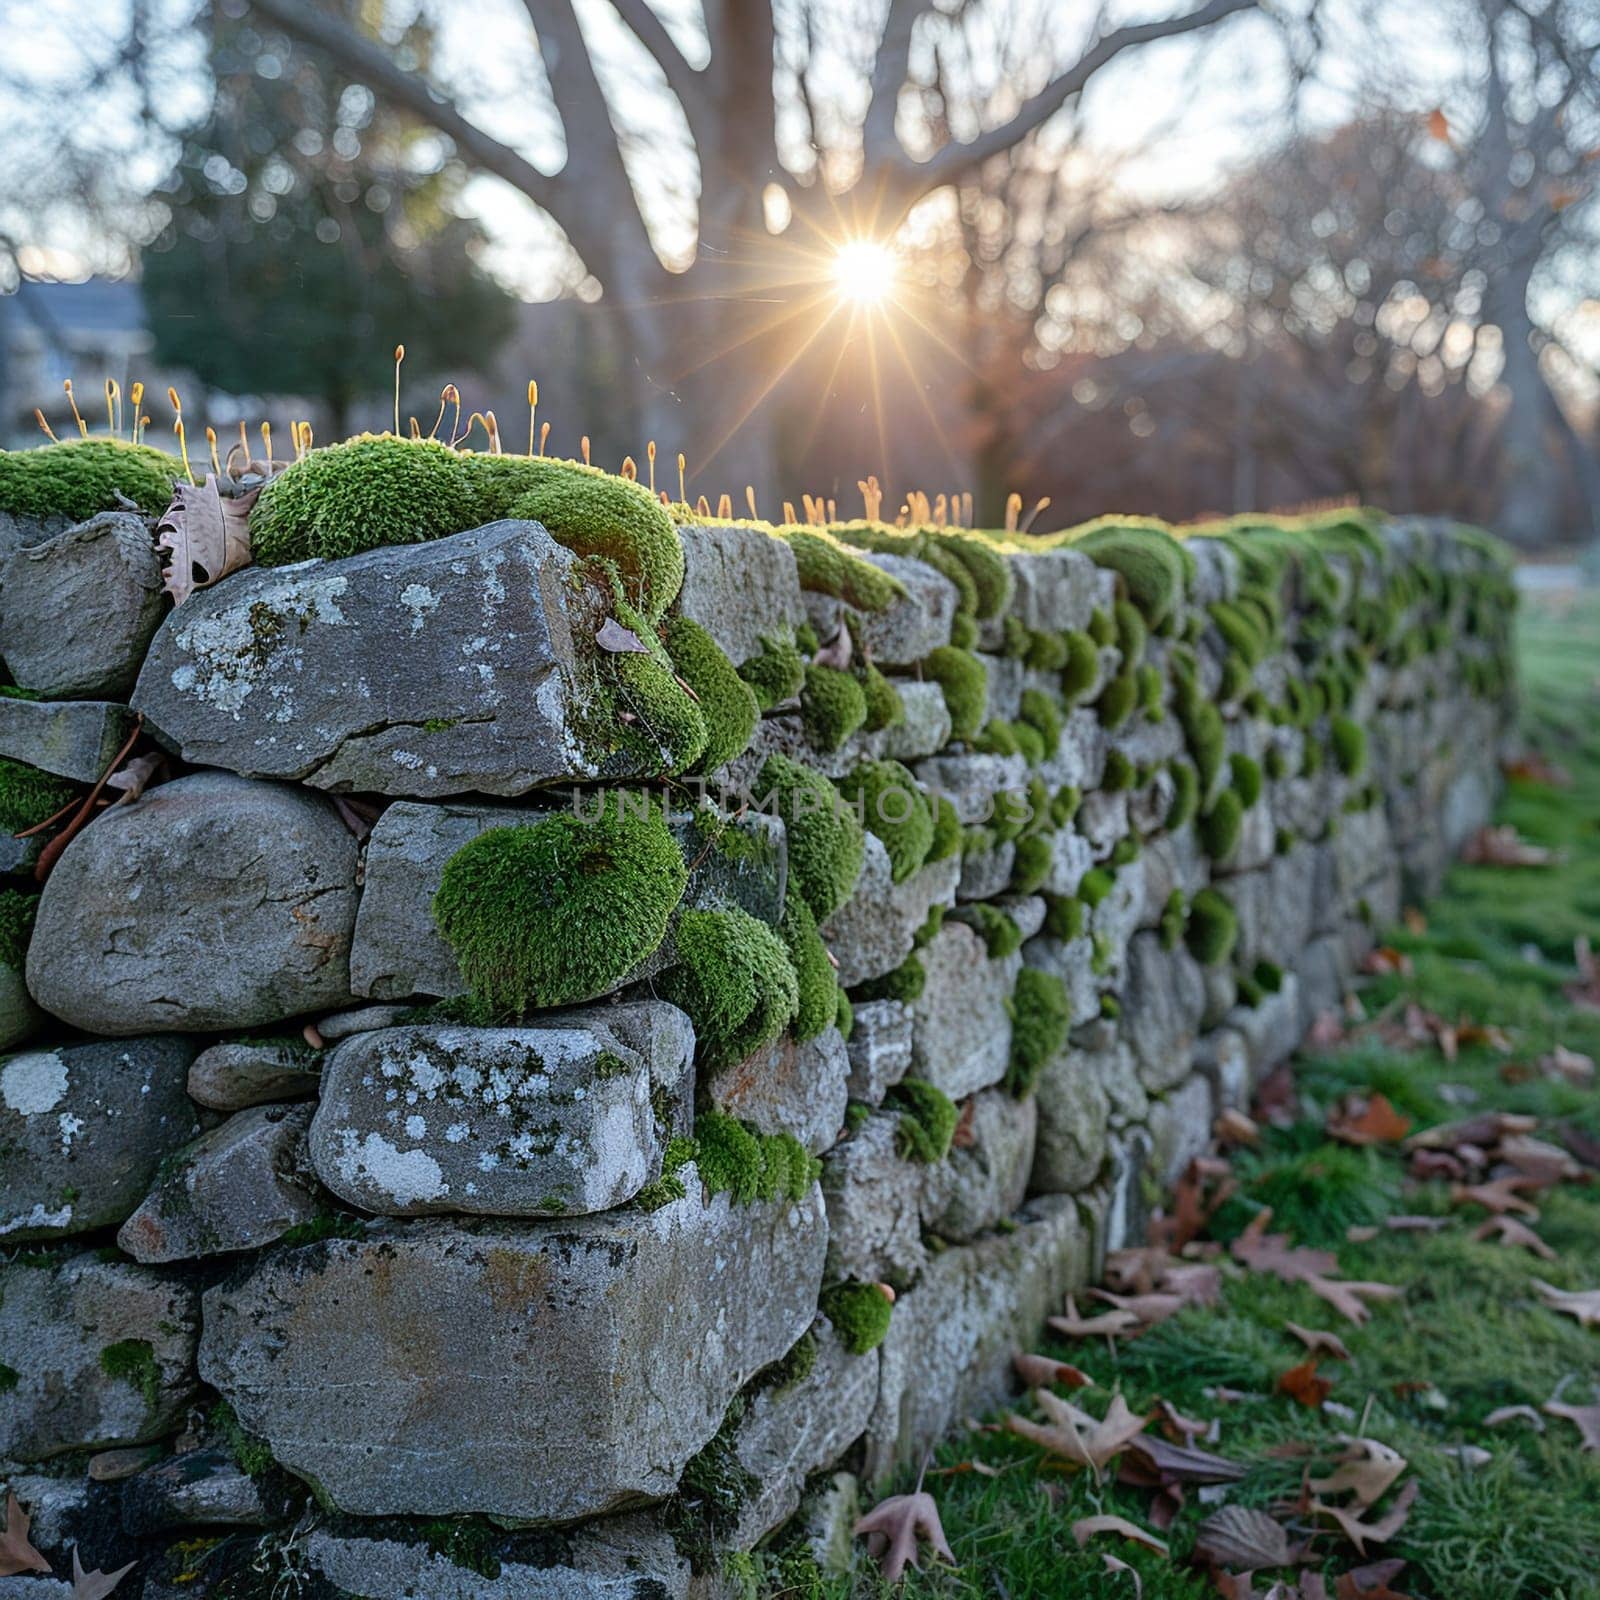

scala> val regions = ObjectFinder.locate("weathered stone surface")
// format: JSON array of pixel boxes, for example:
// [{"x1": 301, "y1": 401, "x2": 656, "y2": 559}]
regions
[
  {"x1": 674, "y1": 522, "x2": 805, "y2": 668},
  {"x1": 1039, "y1": 709, "x2": 1105, "y2": 790},
  {"x1": 1122, "y1": 933, "x2": 1206, "y2": 1093},
  {"x1": 704, "y1": 1026, "x2": 848, "y2": 1156},
  {"x1": 1042, "y1": 828, "x2": 1094, "y2": 897},
  {"x1": 1295, "y1": 935, "x2": 1349, "y2": 1035},
  {"x1": 310, "y1": 1008, "x2": 693, "y2": 1218},
  {"x1": 913, "y1": 752, "x2": 1025, "y2": 823},
  {"x1": 0, "y1": 697, "x2": 138, "y2": 784},
  {"x1": 820, "y1": 1113, "x2": 926, "y2": 1288},
  {"x1": 1076, "y1": 789, "x2": 1128, "y2": 858},
  {"x1": 133, "y1": 519, "x2": 648, "y2": 797},
  {"x1": 350, "y1": 798, "x2": 782, "y2": 1003},
  {"x1": 876, "y1": 681, "x2": 951, "y2": 763},
  {"x1": 821, "y1": 835, "x2": 958, "y2": 988},
  {"x1": 923, "y1": 1089, "x2": 1036, "y2": 1240},
  {"x1": 117, "y1": 1104, "x2": 320, "y2": 1262},
  {"x1": 303, "y1": 1516, "x2": 691, "y2": 1600},
  {"x1": 121, "y1": 1449, "x2": 274, "y2": 1531},
  {"x1": 315, "y1": 1003, "x2": 414, "y2": 1040},
  {"x1": 1009, "y1": 547, "x2": 1099, "y2": 632},
  {"x1": 1, "y1": 1036, "x2": 198, "y2": 1241},
  {"x1": 975, "y1": 652, "x2": 1023, "y2": 722},
  {"x1": 0, "y1": 1253, "x2": 198, "y2": 1460},
  {"x1": 862, "y1": 1195, "x2": 1089, "y2": 1483},
  {"x1": 1194, "y1": 1027, "x2": 1250, "y2": 1112},
  {"x1": 804, "y1": 553, "x2": 957, "y2": 667},
  {"x1": 0, "y1": 514, "x2": 167, "y2": 698},
  {"x1": 0, "y1": 1473, "x2": 90, "y2": 1561},
  {"x1": 1147, "y1": 1073, "x2": 1216, "y2": 1187},
  {"x1": 792, "y1": 1472, "x2": 861, "y2": 1576},
  {"x1": 0, "y1": 965, "x2": 43, "y2": 1053},
  {"x1": 723, "y1": 1323, "x2": 879, "y2": 1549},
  {"x1": 1101, "y1": 1127, "x2": 1155, "y2": 1254},
  {"x1": 187, "y1": 1038, "x2": 323, "y2": 1111},
  {"x1": 1023, "y1": 934, "x2": 1100, "y2": 1027},
  {"x1": 956, "y1": 839, "x2": 1014, "y2": 901},
  {"x1": 909, "y1": 924, "x2": 1017, "y2": 1099},
  {"x1": 844, "y1": 1000, "x2": 913, "y2": 1105},
  {"x1": 1029, "y1": 1049, "x2": 1110, "y2": 1193},
  {"x1": 200, "y1": 1184, "x2": 827, "y2": 1522},
  {"x1": 26, "y1": 773, "x2": 358, "y2": 1035},
  {"x1": 1227, "y1": 975, "x2": 1303, "y2": 1079},
  {"x1": 1139, "y1": 825, "x2": 1207, "y2": 918}
]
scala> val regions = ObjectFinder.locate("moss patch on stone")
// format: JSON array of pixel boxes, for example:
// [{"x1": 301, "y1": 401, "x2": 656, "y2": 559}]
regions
[
  {"x1": 0, "y1": 757, "x2": 78, "y2": 837},
  {"x1": 800, "y1": 663, "x2": 869, "y2": 752},
  {"x1": 100, "y1": 1338, "x2": 161, "y2": 1415},
  {"x1": 1331, "y1": 714, "x2": 1368, "y2": 777},
  {"x1": 1065, "y1": 521, "x2": 1190, "y2": 628},
  {"x1": 958, "y1": 903, "x2": 1022, "y2": 959},
  {"x1": 757, "y1": 755, "x2": 866, "y2": 921},
  {"x1": 838, "y1": 759, "x2": 934, "y2": 883},
  {"x1": 0, "y1": 437, "x2": 184, "y2": 522},
  {"x1": 780, "y1": 883, "x2": 838, "y2": 1044},
  {"x1": 922, "y1": 646, "x2": 987, "y2": 743},
  {"x1": 887, "y1": 1080, "x2": 959, "y2": 1163},
  {"x1": 856, "y1": 951, "x2": 926, "y2": 1004},
  {"x1": 1199, "y1": 788, "x2": 1244, "y2": 860},
  {"x1": 1186, "y1": 887, "x2": 1238, "y2": 966},
  {"x1": 1006, "y1": 967, "x2": 1070, "y2": 1096},
  {"x1": 927, "y1": 794, "x2": 964, "y2": 864},
  {"x1": 660, "y1": 905, "x2": 799, "y2": 1069},
  {"x1": 662, "y1": 616, "x2": 758, "y2": 772},
  {"x1": 736, "y1": 629, "x2": 805, "y2": 710},
  {"x1": 779, "y1": 528, "x2": 904, "y2": 612},
  {"x1": 432, "y1": 803, "x2": 686, "y2": 1016},
  {"x1": 821, "y1": 1281, "x2": 893, "y2": 1355},
  {"x1": 694, "y1": 1110, "x2": 819, "y2": 1204}
]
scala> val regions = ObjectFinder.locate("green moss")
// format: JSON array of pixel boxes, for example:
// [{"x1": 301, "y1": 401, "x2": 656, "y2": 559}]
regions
[
  {"x1": 1011, "y1": 722, "x2": 1046, "y2": 765},
  {"x1": 1001, "y1": 615, "x2": 1030, "y2": 658},
  {"x1": 1331, "y1": 714, "x2": 1368, "y2": 776},
  {"x1": 274, "y1": 1210, "x2": 366, "y2": 1247},
  {"x1": 858, "y1": 662, "x2": 904, "y2": 732},
  {"x1": 974, "y1": 718, "x2": 1021, "y2": 758},
  {"x1": 604, "y1": 596, "x2": 710, "y2": 774},
  {"x1": 433, "y1": 802, "x2": 685, "y2": 1017},
  {"x1": 855, "y1": 951, "x2": 926, "y2": 1004},
  {"x1": 1096, "y1": 670, "x2": 1138, "y2": 729},
  {"x1": 635, "y1": 1135, "x2": 696, "y2": 1212},
  {"x1": 662, "y1": 616, "x2": 758, "y2": 773},
  {"x1": 1100, "y1": 993, "x2": 1121, "y2": 1019},
  {"x1": 1229, "y1": 752, "x2": 1263, "y2": 807},
  {"x1": 661, "y1": 906, "x2": 799, "y2": 1069},
  {"x1": 757, "y1": 755, "x2": 865, "y2": 920},
  {"x1": 1017, "y1": 688, "x2": 1063, "y2": 752},
  {"x1": 1110, "y1": 835, "x2": 1140, "y2": 867},
  {"x1": 1051, "y1": 785, "x2": 1082, "y2": 827},
  {"x1": 1060, "y1": 630, "x2": 1100, "y2": 701},
  {"x1": 821, "y1": 1281, "x2": 893, "y2": 1355},
  {"x1": 0, "y1": 1364, "x2": 18, "y2": 1393},
  {"x1": 467, "y1": 453, "x2": 685, "y2": 620},
  {"x1": 927, "y1": 794, "x2": 963, "y2": 863},
  {"x1": 1102, "y1": 749, "x2": 1135, "y2": 791},
  {"x1": 1113, "y1": 599, "x2": 1147, "y2": 661},
  {"x1": 1253, "y1": 958, "x2": 1284, "y2": 992},
  {"x1": 735, "y1": 629, "x2": 805, "y2": 709},
  {"x1": 794, "y1": 620, "x2": 819, "y2": 654},
  {"x1": 960, "y1": 904, "x2": 1023, "y2": 959},
  {"x1": 0, "y1": 757, "x2": 78, "y2": 836},
  {"x1": 1043, "y1": 894, "x2": 1083, "y2": 940},
  {"x1": 838, "y1": 760, "x2": 934, "y2": 883},
  {"x1": 251, "y1": 434, "x2": 478, "y2": 566},
  {"x1": 950, "y1": 611, "x2": 978, "y2": 649},
  {"x1": 1302, "y1": 736, "x2": 1324, "y2": 776},
  {"x1": 100, "y1": 1338, "x2": 160, "y2": 1414},
  {"x1": 1159, "y1": 890, "x2": 1187, "y2": 950},
  {"x1": 1137, "y1": 663, "x2": 1165, "y2": 717},
  {"x1": 695, "y1": 1110, "x2": 819, "y2": 1204},
  {"x1": 835, "y1": 989, "x2": 854, "y2": 1041},
  {"x1": 1024, "y1": 629, "x2": 1070, "y2": 672},
  {"x1": 1174, "y1": 674, "x2": 1226, "y2": 791},
  {"x1": 927, "y1": 529, "x2": 1013, "y2": 619},
  {"x1": 1275, "y1": 826, "x2": 1295, "y2": 855},
  {"x1": 0, "y1": 437, "x2": 183, "y2": 521},
  {"x1": 1010, "y1": 830, "x2": 1053, "y2": 894},
  {"x1": 1087, "y1": 607, "x2": 1116, "y2": 648},
  {"x1": 0, "y1": 888, "x2": 39, "y2": 971},
  {"x1": 800, "y1": 663, "x2": 868, "y2": 752},
  {"x1": 1079, "y1": 867, "x2": 1114, "y2": 908},
  {"x1": 1208, "y1": 598, "x2": 1268, "y2": 666},
  {"x1": 1167, "y1": 758, "x2": 1200, "y2": 828},
  {"x1": 888, "y1": 1079, "x2": 959, "y2": 1163},
  {"x1": 1264, "y1": 744, "x2": 1289, "y2": 780},
  {"x1": 1199, "y1": 787, "x2": 1244, "y2": 860},
  {"x1": 1067, "y1": 523, "x2": 1188, "y2": 627},
  {"x1": 923, "y1": 646, "x2": 987, "y2": 743},
  {"x1": 1218, "y1": 651, "x2": 1253, "y2": 702},
  {"x1": 780, "y1": 884, "x2": 837, "y2": 1044},
  {"x1": 420, "y1": 1519, "x2": 503, "y2": 1581},
  {"x1": 781, "y1": 527, "x2": 904, "y2": 612},
  {"x1": 209, "y1": 1400, "x2": 277, "y2": 1479},
  {"x1": 1186, "y1": 887, "x2": 1238, "y2": 966},
  {"x1": 1006, "y1": 967, "x2": 1070, "y2": 1096}
]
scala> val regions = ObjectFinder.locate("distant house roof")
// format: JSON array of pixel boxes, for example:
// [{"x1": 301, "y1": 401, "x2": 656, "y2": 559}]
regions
[{"x1": 0, "y1": 278, "x2": 148, "y2": 346}]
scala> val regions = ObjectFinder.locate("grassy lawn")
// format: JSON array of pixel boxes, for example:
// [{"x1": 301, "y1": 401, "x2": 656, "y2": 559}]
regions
[{"x1": 772, "y1": 590, "x2": 1600, "y2": 1599}]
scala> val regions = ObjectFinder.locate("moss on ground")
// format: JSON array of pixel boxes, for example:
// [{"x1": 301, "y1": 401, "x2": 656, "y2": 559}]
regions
[
  {"x1": 432, "y1": 802, "x2": 685, "y2": 1016},
  {"x1": 0, "y1": 437, "x2": 184, "y2": 521}
]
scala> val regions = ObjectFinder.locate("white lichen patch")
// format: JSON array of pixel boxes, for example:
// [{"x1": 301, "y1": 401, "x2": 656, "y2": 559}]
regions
[
  {"x1": 0, "y1": 1201, "x2": 73, "y2": 1236},
  {"x1": 333, "y1": 1129, "x2": 448, "y2": 1206},
  {"x1": 2, "y1": 1050, "x2": 69, "y2": 1116},
  {"x1": 399, "y1": 583, "x2": 440, "y2": 633}
]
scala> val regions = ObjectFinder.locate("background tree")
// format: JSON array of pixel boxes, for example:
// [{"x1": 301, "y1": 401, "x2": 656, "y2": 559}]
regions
[{"x1": 144, "y1": 1, "x2": 515, "y2": 437}]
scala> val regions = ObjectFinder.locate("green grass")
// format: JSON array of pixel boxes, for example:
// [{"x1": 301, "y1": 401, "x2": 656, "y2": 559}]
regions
[{"x1": 764, "y1": 591, "x2": 1600, "y2": 1599}]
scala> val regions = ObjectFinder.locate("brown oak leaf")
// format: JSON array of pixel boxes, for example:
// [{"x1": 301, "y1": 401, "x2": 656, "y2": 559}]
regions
[
  {"x1": 853, "y1": 1490, "x2": 955, "y2": 1583},
  {"x1": 1005, "y1": 1389, "x2": 1149, "y2": 1475},
  {"x1": 1011, "y1": 1351, "x2": 1089, "y2": 1389},
  {"x1": 1312, "y1": 1478, "x2": 1419, "y2": 1556},
  {"x1": 155, "y1": 476, "x2": 257, "y2": 606},
  {"x1": 1474, "y1": 1215, "x2": 1556, "y2": 1259},
  {"x1": 1192, "y1": 1504, "x2": 1293, "y2": 1572},
  {"x1": 1460, "y1": 825, "x2": 1560, "y2": 867},
  {"x1": 1, "y1": 1491, "x2": 50, "y2": 1577},
  {"x1": 1309, "y1": 1439, "x2": 1407, "y2": 1507},
  {"x1": 70, "y1": 1548, "x2": 135, "y2": 1598},
  {"x1": 1286, "y1": 1322, "x2": 1352, "y2": 1361},
  {"x1": 1278, "y1": 1358, "x2": 1334, "y2": 1407},
  {"x1": 1327, "y1": 1093, "x2": 1412, "y2": 1146},
  {"x1": 1072, "y1": 1513, "x2": 1169, "y2": 1555},
  {"x1": 1048, "y1": 1294, "x2": 1143, "y2": 1340}
]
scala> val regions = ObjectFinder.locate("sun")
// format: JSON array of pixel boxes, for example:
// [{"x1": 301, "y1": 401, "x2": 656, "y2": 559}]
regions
[{"x1": 832, "y1": 238, "x2": 898, "y2": 307}]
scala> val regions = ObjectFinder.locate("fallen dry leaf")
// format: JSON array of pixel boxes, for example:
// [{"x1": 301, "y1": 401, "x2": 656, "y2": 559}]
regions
[
  {"x1": 1072, "y1": 1513, "x2": 1169, "y2": 1555},
  {"x1": 1501, "y1": 750, "x2": 1571, "y2": 787},
  {"x1": 155, "y1": 475, "x2": 257, "y2": 605},
  {"x1": 1048, "y1": 1294, "x2": 1144, "y2": 1340},
  {"x1": 1310, "y1": 1439, "x2": 1407, "y2": 1507},
  {"x1": 1156, "y1": 1399, "x2": 1213, "y2": 1441},
  {"x1": 1361, "y1": 946, "x2": 1413, "y2": 976},
  {"x1": 1, "y1": 1491, "x2": 50, "y2": 1577},
  {"x1": 69, "y1": 1548, "x2": 135, "y2": 1599},
  {"x1": 1335, "y1": 1557, "x2": 1412, "y2": 1598},
  {"x1": 1286, "y1": 1322, "x2": 1352, "y2": 1361},
  {"x1": 1474, "y1": 1215, "x2": 1556, "y2": 1259},
  {"x1": 1005, "y1": 1389, "x2": 1149, "y2": 1475},
  {"x1": 1312, "y1": 1479, "x2": 1419, "y2": 1556},
  {"x1": 1450, "y1": 1175, "x2": 1540, "y2": 1217},
  {"x1": 1409, "y1": 1111, "x2": 1537, "y2": 1151},
  {"x1": 1327, "y1": 1092, "x2": 1412, "y2": 1146},
  {"x1": 811, "y1": 625, "x2": 853, "y2": 670},
  {"x1": 1483, "y1": 1404, "x2": 1544, "y2": 1430},
  {"x1": 1565, "y1": 938, "x2": 1600, "y2": 1012},
  {"x1": 1497, "y1": 1133, "x2": 1584, "y2": 1186},
  {"x1": 1534, "y1": 1046, "x2": 1596, "y2": 1086},
  {"x1": 1382, "y1": 1215, "x2": 1450, "y2": 1233},
  {"x1": 950, "y1": 1097, "x2": 978, "y2": 1149},
  {"x1": 1191, "y1": 1503, "x2": 1293, "y2": 1571},
  {"x1": 103, "y1": 752, "x2": 163, "y2": 805},
  {"x1": 1124, "y1": 1434, "x2": 1245, "y2": 1486},
  {"x1": 1279, "y1": 1358, "x2": 1334, "y2": 1407},
  {"x1": 1231, "y1": 1212, "x2": 1402, "y2": 1325},
  {"x1": 1542, "y1": 1393, "x2": 1600, "y2": 1451},
  {"x1": 595, "y1": 617, "x2": 651, "y2": 653},
  {"x1": 1461, "y1": 825, "x2": 1560, "y2": 867},
  {"x1": 1102, "y1": 1551, "x2": 1143, "y2": 1597},
  {"x1": 853, "y1": 1490, "x2": 955, "y2": 1583},
  {"x1": 1012, "y1": 1351, "x2": 1090, "y2": 1389}
]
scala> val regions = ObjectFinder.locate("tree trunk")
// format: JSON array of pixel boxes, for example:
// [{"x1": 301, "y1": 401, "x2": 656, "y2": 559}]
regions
[{"x1": 1490, "y1": 268, "x2": 1567, "y2": 547}]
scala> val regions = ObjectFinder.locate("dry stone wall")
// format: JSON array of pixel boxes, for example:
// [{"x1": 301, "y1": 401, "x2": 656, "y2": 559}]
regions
[{"x1": 0, "y1": 441, "x2": 1516, "y2": 1599}]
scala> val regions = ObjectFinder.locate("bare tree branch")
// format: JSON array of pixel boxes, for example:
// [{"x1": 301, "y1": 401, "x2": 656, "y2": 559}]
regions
[
  {"x1": 862, "y1": 0, "x2": 926, "y2": 166},
  {"x1": 610, "y1": 0, "x2": 712, "y2": 152}
]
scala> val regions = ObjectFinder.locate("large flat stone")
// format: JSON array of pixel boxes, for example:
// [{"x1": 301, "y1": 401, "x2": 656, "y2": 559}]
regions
[
  {"x1": 199, "y1": 1182, "x2": 827, "y2": 1523},
  {"x1": 0, "y1": 513, "x2": 168, "y2": 698},
  {"x1": 820, "y1": 835, "x2": 958, "y2": 989},
  {"x1": 703, "y1": 1026, "x2": 848, "y2": 1156},
  {"x1": 349, "y1": 799, "x2": 782, "y2": 1004},
  {"x1": 116, "y1": 1103, "x2": 321, "y2": 1262},
  {"x1": 309, "y1": 1010, "x2": 693, "y2": 1217},
  {"x1": 908, "y1": 924, "x2": 1017, "y2": 1099},
  {"x1": 132, "y1": 519, "x2": 646, "y2": 798},
  {"x1": 0, "y1": 697, "x2": 138, "y2": 784},
  {"x1": 673, "y1": 522, "x2": 806, "y2": 668},
  {"x1": 922, "y1": 1088, "x2": 1036, "y2": 1240},
  {"x1": 1121, "y1": 933, "x2": 1205, "y2": 1093},
  {"x1": 1028, "y1": 1048, "x2": 1111, "y2": 1193},
  {"x1": 1, "y1": 1036, "x2": 198, "y2": 1241},
  {"x1": 26, "y1": 773, "x2": 359, "y2": 1034},
  {"x1": 820, "y1": 1112, "x2": 927, "y2": 1289},
  {"x1": 0, "y1": 1253, "x2": 199, "y2": 1460}
]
